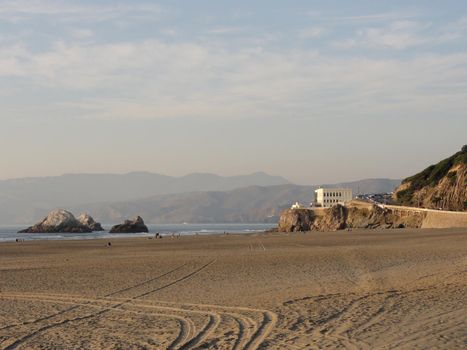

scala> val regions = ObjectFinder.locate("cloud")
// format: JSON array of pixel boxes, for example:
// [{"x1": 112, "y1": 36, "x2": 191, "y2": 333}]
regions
[
  {"x1": 438, "y1": 16, "x2": 467, "y2": 41},
  {"x1": 299, "y1": 27, "x2": 324, "y2": 39},
  {"x1": 308, "y1": 11, "x2": 418, "y2": 23},
  {"x1": 332, "y1": 20, "x2": 462, "y2": 50},
  {"x1": 161, "y1": 28, "x2": 177, "y2": 37},
  {"x1": 1, "y1": 37, "x2": 466, "y2": 122},
  {"x1": 0, "y1": 0, "x2": 162, "y2": 22},
  {"x1": 358, "y1": 21, "x2": 428, "y2": 49},
  {"x1": 207, "y1": 26, "x2": 247, "y2": 35},
  {"x1": 71, "y1": 29, "x2": 93, "y2": 39}
]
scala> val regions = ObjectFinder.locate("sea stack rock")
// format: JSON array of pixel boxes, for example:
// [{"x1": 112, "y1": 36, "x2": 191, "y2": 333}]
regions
[
  {"x1": 109, "y1": 216, "x2": 149, "y2": 233},
  {"x1": 18, "y1": 209, "x2": 92, "y2": 233},
  {"x1": 77, "y1": 213, "x2": 104, "y2": 231}
]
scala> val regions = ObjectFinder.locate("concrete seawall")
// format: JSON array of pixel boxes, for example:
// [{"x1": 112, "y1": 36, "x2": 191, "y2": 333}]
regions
[
  {"x1": 421, "y1": 211, "x2": 467, "y2": 229},
  {"x1": 383, "y1": 205, "x2": 467, "y2": 229}
]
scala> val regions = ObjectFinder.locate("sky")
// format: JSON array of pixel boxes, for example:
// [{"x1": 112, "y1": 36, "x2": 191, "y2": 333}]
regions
[{"x1": 0, "y1": 0, "x2": 466, "y2": 185}]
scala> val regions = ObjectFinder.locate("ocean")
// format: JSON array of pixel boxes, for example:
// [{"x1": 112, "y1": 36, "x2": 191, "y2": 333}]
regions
[{"x1": 0, "y1": 223, "x2": 274, "y2": 242}]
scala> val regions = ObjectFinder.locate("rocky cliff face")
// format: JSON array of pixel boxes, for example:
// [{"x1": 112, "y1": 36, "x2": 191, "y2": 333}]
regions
[
  {"x1": 278, "y1": 209, "x2": 316, "y2": 232},
  {"x1": 394, "y1": 146, "x2": 467, "y2": 211},
  {"x1": 277, "y1": 202, "x2": 425, "y2": 232}
]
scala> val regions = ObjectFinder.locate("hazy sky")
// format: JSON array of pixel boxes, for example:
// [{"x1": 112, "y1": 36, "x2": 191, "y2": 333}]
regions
[{"x1": 0, "y1": 0, "x2": 466, "y2": 184}]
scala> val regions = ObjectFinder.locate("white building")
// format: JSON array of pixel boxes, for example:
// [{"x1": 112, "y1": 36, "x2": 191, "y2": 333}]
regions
[{"x1": 315, "y1": 188, "x2": 352, "y2": 207}]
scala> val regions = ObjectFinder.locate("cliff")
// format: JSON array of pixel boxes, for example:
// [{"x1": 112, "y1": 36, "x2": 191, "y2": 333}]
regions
[
  {"x1": 278, "y1": 202, "x2": 427, "y2": 232},
  {"x1": 277, "y1": 200, "x2": 467, "y2": 232},
  {"x1": 394, "y1": 146, "x2": 467, "y2": 211},
  {"x1": 277, "y1": 209, "x2": 317, "y2": 232}
]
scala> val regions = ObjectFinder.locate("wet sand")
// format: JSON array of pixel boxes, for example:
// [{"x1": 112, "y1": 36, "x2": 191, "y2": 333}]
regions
[{"x1": 1, "y1": 228, "x2": 466, "y2": 349}]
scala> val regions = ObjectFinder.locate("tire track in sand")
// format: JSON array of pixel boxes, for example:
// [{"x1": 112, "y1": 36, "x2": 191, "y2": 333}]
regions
[
  {"x1": 0, "y1": 293, "x2": 232, "y2": 350},
  {"x1": 243, "y1": 309, "x2": 277, "y2": 350},
  {"x1": 1, "y1": 291, "x2": 276, "y2": 350},
  {"x1": 1, "y1": 260, "x2": 216, "y2": 350},
  {"x1": 144, "y1": 299, "x2": 277, "y2": 350},
  {"x1": 0, "y1": 295, "x2": 194, "y2": 350},
  {"x1": 0, "y1": 262, "x2": 188, "y2": 332},
  {"x1": 1, "y1": 258, "x2": 278, "y2": 350}
]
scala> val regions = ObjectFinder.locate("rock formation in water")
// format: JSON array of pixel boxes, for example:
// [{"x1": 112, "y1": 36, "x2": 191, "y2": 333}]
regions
[
  {"x1": 18, "y1": 209, "x2": 93, "y2": 233},
  {"x1": 77, "y1": 213, "x2": 104, "y2": 231},
  {"x1": 393, "y1": 145, "x2": 466, "y2": 211},
  {"x1": 109, "y1": 216, "x2": 149, "y2": 233}
]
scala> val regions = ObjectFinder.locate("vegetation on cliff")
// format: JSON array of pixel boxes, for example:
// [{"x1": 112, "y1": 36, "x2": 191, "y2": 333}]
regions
[{"x1": 394, "y1": 145, "x2": 467, "y2": 211}]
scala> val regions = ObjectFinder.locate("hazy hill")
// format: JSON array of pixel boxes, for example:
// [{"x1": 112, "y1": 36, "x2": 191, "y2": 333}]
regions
[
  {"x1": 321, "y1": 178, "x2": 401, "y2": 195},
  {"x1": 0, "y1": 172, "x2": 289, "y2": 224},
  {"x1": 0, "y1": 173, "x2": 400, "y2": 224},
  {"x1": 0, "y1": 171, "x2": 289, "y2": 205},
  {"x1": 70, "y1": 179, "x2": 401, "y2": 224},
  {"x1": 70, "y1": 185, "x2": 310, "y2": 224},
  {"x1": 394, "y1": 146, "x2": 467, "y2": 211}
]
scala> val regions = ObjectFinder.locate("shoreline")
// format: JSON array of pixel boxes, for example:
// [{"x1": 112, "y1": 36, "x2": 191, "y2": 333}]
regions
[
  {"x1": 0, "y1": 223, "x2": 274, "y2": 243},
  {"x1": 1, "y1": 226, "x2": 465, "y2": 244}
]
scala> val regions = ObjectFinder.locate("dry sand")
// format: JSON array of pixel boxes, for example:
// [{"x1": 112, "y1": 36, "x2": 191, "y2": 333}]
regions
[{"x1": 0, "y1": 228, "x2": 466, "y2": 349}]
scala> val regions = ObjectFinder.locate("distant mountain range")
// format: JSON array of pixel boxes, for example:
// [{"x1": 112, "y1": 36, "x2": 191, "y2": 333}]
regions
[
  {"x1": 0, "y1": 171, "x2": 290, "y2": 206},
  {"x1": 0, "y1": 172, "x2": 400, "y2": 224},
  {"x1": 0, "y1": 171, "x2": 288, "y2": 224},
  {"x1": 70, "y1": 178, "x2": 401, "y2": 224}
]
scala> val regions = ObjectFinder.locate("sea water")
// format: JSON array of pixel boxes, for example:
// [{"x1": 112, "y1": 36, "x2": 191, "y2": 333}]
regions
[{"x1": 0, "y1": 223, "x2": 274, "y2": 242}]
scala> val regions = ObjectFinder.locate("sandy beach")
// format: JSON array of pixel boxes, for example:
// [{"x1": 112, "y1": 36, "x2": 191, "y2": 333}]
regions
[{"x1": 0, "y1": 228, "x2": 466, "y2": 349}]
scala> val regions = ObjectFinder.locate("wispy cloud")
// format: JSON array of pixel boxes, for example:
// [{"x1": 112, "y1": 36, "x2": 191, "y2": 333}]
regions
[
  {"x1": 1, "y1": 38, "x2": 466, "y2": 121},
  {"x1": 299, "y1": 27, "x2": 324, "y2": 39},
  {"x1": 333, "y1": 20, "x2": 463, "y2": 50},
  {"x1": 438, "y1": 16, "x2": 467, "y2": 41},
  {"x1": 207, "y1": 26, "x2": 247, "y2": 35},
  {"x1": 0, "y1": 3, "x2": 466, "y2": 124},
  {"x1": 0, "y1": 0, "x2": 162, "y2": 22},
  {"x1": 308, "y1": 11, "x2": 419, "y2": 23},
  {"x1": 70, "y1": 29, "x2": 93, "y2": 39}
]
